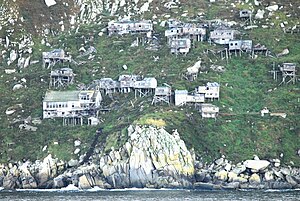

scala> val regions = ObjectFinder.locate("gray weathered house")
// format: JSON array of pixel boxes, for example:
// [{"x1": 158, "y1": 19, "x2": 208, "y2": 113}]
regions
[
  {"x1": 174, "y1": 90, "x2": 205, "y2": 106},
  {"x1": 42, "y1": 49, "x2": 71, "y2": 68},
  {"x1": 210, "y1": 28, "x2": 238, "y2": 45},
  {"x1": 107, "y1": 20, "x2": 153, "y2": 36},
  {"x1": 133, "y1": 77, "x2": 157, "y2": 97},
  {"x1": 118, "y1": 75, "x2": 143, "y2": 93},
  {"x1": 152, "y1": 85, "x2": 172, "y2": 105},
  {"x1": 165, "y1": 24, "x2": 207, "y2": 42},
  {"x1": 49, "y1": 68, "x2": 75, "y2": 88},
  {"x1": 91, "y1": 78, "x2": 120, "y2": 95},
  {"x1": 229, "y1": 40, "x2": 253, "y2": 52},
  {"x1": 170, "y1": 38, "x2": 191, "y2": 54},
  {"x1": 279, "y1": 63, "x2": 297, "y2": 85}
]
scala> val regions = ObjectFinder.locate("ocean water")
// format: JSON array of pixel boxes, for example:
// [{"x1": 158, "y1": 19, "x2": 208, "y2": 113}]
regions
[{"x1": 1, "y1": 188, "x2": 300, "y2": 201}]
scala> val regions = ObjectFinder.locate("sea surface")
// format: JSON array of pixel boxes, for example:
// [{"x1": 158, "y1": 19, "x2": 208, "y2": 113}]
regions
[{"x1": 0, "y1": 187, "x2": 300, "y2": 201}]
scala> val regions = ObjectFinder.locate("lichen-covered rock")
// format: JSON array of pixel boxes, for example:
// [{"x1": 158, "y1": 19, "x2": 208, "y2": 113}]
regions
[{"x1": 99, "y1": 125, "x2": 195, "y2": 188}]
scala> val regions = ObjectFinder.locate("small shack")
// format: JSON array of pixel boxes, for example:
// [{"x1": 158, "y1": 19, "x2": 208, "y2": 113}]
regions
[
  {"x1": 152, "y1": 85, "x2": 172, "y2": 105},
  {"x1": 49, "y1": 68, "x2": 75, "y2": 88},
  {"x1": 170, "y1": 38, "x2": 191, "y2": 54},
  {"x1": 229, "y1": 40, "x2": 252, "y2": 52},
  {"x1": 196, "y1": 82, "x2": 220, "y2": 100},
  {"x1": 199, "y1": 104, "x2": 219, "y2": 119},
  {"x1": 239, "y1": 10, "x2": 252, "y2": 19},
  {"x1": 174, "y1": 90, "x2": 205, "y2": 106},
  {"x1": 118, "y1": 75, "x2": 143, "y2": 93},
  {"x1": 92, "y1": 78, "x2": 120, "y2": 95},
  {"x1": 279, "y1": 63, "x2": 297, "y2": 85},
  {"x1": 134, "y1": 77, "x2": 157, "y2": 98},
  {"x1": 42, "y1": 49, "x2": 71, "y2": 68},
  {"x1": 210, "y1": 28, "x2": 238, "y2": 45},
  {"x1": 165, "y1": 24, "x2": 207, "y2": 42}
]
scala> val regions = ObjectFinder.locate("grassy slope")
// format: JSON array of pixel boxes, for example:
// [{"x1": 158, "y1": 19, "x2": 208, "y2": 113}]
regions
[{"x1": 0, "y1": 0, "x2": 299, "y2": 165}]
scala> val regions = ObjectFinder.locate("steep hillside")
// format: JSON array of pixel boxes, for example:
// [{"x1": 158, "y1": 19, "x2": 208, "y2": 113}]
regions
[{"x1": 0, "y1": 0, "x2": 299, "y2": 166}]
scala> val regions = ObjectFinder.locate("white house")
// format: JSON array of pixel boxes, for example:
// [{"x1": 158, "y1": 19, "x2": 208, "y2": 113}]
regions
[
  {"x1": 175, "y1": 90, "x2": 205, "y2": 106},
  {"x1": 196, "y1": 82, "x2": 220, "y2": 100},
  {"x1": 210, "y1": 29, "x2": 238, "y2": 45},
  {"x1": 199, "y1": 104, "x2": 219, "y2": 119},
  {"x1": 43, "y1": 90, "x2": 102, "y2": 119},
  {"x1": 229, "y1": 40, "x2": 253, "y2": 52}
]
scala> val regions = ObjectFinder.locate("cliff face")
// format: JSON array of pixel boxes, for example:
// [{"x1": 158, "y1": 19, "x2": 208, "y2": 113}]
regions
[{"x1": 99, "y1": 125, "x2": 195, "y2": 188}]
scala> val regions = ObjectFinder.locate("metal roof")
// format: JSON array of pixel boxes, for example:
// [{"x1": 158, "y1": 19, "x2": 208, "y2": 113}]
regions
[{"x1": 44, "y1": 90, "x2": 95, "y2": 102}]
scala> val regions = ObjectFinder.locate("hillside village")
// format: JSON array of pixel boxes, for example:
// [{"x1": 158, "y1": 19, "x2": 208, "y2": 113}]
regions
[
  {"x1": 41, "y1": 17, "x2": 297, "y2": 127},
  {"x1": 0, "y1": 0, "x2": 299, "y2": 171}
]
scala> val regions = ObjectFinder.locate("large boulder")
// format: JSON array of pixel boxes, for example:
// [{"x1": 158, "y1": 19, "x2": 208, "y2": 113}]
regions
[
  {"x1": 99, "y1": 125, "x2": 195, "y2": 188},
  {"x1": 244, "y1": 160, "x2": 270, "y2": 172}
]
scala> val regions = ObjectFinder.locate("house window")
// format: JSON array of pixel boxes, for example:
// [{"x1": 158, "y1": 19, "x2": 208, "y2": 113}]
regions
[
  {"x1": 72, "y1": 104, "x2": 74, "y2": 108},
  {"x1": 62, "y1": 112, "x2": 65, "y2": 115}
]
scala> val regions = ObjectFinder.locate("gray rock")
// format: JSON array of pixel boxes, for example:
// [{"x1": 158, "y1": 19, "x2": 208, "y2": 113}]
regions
[
  {"x1": 68, "y1": 159, "x2": 79, "y2": 167},
  {"x1": 285, "y1": 175, "x2": 298, "y2": 187},
  {"x1": 280, "y1": 167, "x2": 291, "y2": 176},
  {"x1": 270, "y1": 181, "x2": 293, "y2": 189},
  {"x1": 222, "y1": 182, "x2": 240, "y2": 189},
  {"x1": 195, "y1": 171, "x2": 206, "y2": 182},
  {"x1": 232, "y1": 164, "x2": 246, "y2": 175},
  {"x1": 53, "y1": 175, "x2": 67, "y2": 188}
]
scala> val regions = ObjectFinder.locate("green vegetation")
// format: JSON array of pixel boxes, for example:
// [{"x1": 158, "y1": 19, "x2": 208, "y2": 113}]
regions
[{"x1": 0, "y1": 0, "x2": 299, "y2": 166}]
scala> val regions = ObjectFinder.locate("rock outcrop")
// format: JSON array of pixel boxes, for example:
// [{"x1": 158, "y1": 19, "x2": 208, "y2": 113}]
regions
[{"x1": 97, "y1": 125, "x2": 195, "y2": 188}]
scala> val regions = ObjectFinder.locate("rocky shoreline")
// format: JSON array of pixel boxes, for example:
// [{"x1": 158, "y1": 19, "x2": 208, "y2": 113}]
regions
[{"x1": 1, "y1": 125, "x2": 300, "y2": 190}]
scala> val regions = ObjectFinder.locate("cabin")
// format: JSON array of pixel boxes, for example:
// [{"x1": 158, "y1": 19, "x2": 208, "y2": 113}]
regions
[
  {"x1": 43, "y1": 90, "x2": 102, "y2": 120},
  {"x1": 107, "y1": 20, "x2": 153, "y2": 36},
  {"x1": 118, "y1": 75, "x2": 143, "y2": 93},
  {"x1": 170, "y1": 38, "x2": 191, "y2": 54},
  {"x1": 279, "y1": 63, "x2": 297, "y2": 85},
  {"x1": 92, "y1": 78, "x2": 120, "y2": 94},
  {"x1": 228, "y1": 40, "x2": 253, "y2": 52},
  {"x1": 49, "y1": 68, "x2": 75, "y2": 88},
  {"x1": 174, "y1": 90, "x2": 205, "y2": 106},
  {"x1": 252, "y1": 43, "x2": 269, "y2": 57},
  {"x1": 199, "y1": 104, "x2": 219, "y2": 119},
  {"x1": 152, "y1": 85, "x2": 172, "y2": 105},
  {"x1": 165, "y1": 24, "x2": 207, "y2": 42},
  {"x1": 42, "y1": 49, "x2": 71, "y2": 68},
  {"x1": 239, "y1": 10, "x2": 252, "y2": 18},
  {"x1": 196, "y1": 82, "x2": 220, "y2": 100},
  {"x1": 134, "y1": 77, "x2": 158, "y2": 97},
  {"x1": 210, "y1": 29, "x2": 238, "y2": 45}
]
